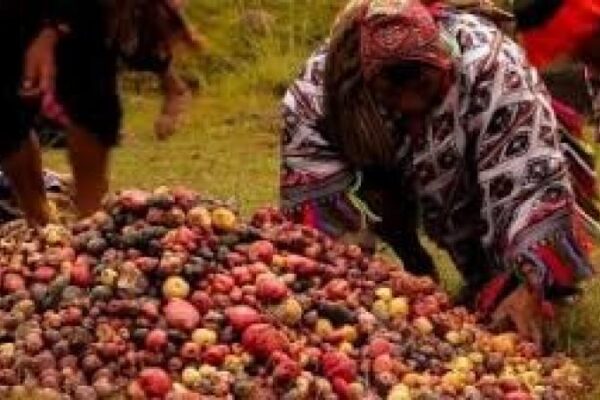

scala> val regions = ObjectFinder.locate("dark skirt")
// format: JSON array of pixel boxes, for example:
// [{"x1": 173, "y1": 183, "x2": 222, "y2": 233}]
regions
[
  {"x1": 0, "y1": 0, "x2": 121, "y2": 160},
  {"x1": 0, "y1": 1, "x2": 42, "y2": 158},
  {"x1": 54, "y1": 0, "x2": 122, "y2": 148}
]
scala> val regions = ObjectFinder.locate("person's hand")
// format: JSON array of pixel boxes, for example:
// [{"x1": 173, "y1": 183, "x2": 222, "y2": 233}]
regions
[
  {"x1": 491, "y1": 285, "x2": 544, "y2": 348},
  {"x1": 155, "y1": 114, "x2": 178, "y2": 140},
  {"x1": 21, "y1": 27, "x2": 60, "y2": 100}
]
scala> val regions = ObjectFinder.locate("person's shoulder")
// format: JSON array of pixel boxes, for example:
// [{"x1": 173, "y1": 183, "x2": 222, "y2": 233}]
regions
[
  {"x1": 282, "y1": 44, "x2": 329, "y2": 119},
  {"x1": 297, "y1": 43, "x2": 329, "y2": 85},
  {"x1": 436, "y1": 8, "x2": 504, "y2": 55},
  {"x1": 438, "y1": 8, "x2": 529, "y2": 81}
]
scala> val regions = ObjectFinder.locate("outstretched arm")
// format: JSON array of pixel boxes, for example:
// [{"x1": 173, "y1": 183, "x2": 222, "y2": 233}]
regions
[{"x1": 470, "y1": 34, "x2": 592, "y2": 344}]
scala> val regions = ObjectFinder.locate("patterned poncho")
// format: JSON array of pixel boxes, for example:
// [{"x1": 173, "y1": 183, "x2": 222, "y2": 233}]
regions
[{"x1": 281, "y1": 8, "x2": 595, "y2": 312}]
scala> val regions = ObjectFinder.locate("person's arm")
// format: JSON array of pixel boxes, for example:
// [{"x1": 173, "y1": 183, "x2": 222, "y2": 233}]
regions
[
  {"x1": 469, "y1": 35, "x2": 592, "y2": 343},
  {"x1": 281, "y1": 46, "x2": 364, "y2": 239},
  {"x1": 21, "y1": 31, "x2": 60, "y2": 99}
]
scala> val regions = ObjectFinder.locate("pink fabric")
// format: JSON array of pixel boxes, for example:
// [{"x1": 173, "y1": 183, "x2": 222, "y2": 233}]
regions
[{"x1": 41, "y1": 92, "x2": 70, "y2": 127}]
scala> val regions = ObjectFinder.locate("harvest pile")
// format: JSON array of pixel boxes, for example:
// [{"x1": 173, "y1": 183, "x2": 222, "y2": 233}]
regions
[{"x1": 0, "y1": 187, "x2": 584, "y2": 399}]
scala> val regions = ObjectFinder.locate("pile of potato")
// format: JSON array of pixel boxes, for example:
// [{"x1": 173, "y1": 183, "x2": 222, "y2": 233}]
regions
[{"x1": 0, "y1": 187, "x2": 583, "y2": 399}]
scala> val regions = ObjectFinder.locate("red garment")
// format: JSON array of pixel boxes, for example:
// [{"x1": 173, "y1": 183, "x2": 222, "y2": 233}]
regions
[
  {"x1": 551, "y1": 98, "x2": 584, "y2": 138},
  {"x1": 522, "y1": 0, "x2": 600, "y2": 67},
  {"x1": 359, "y1": 0, "x2": 452, "y2": 82},
  {"x1": 41, "y1": 92, "x2": 71, "y2": 127}
]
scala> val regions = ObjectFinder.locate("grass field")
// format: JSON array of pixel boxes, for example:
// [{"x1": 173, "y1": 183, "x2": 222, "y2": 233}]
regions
[{"x1": 43, "y1": 1, "x2": 600, "y2": 398}]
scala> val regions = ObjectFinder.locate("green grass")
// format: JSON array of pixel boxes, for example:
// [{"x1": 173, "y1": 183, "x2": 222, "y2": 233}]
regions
[
  {"x1": 42, "y1": 1, "x2": 600, "y2": 398},
  {"x1": 45, "y1": 0, "x2": 342, "y2": 214},
  {"x1": 45, "y1": 92, "x2": 279, "y2": 215}
]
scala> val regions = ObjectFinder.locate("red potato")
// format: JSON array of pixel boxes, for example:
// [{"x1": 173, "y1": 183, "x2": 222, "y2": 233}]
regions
[
  {"x1": 248, "y1": 262, "x2": 269, "y2": 277},
  {"x1": 231, "y1": 266, "x2": 253, "y2": 285},
  {"x1": 368, "y1": 338, "x2": 393, "y2": 359},
  {"x1": 61, "y1": 306, "x2": 83, "y2": 325},
  {"x1": 146, "y1": 207, "x2": 166, "y2": 225},
  {"x1": 332, "y1": 377, "x2": 351, "y2": 399},
  {"x1": 230, "y1": 287, "x2": 243, "y2": 302},
  {"x1": 140, "y1": 301, "x2": 160, "y2": 320},
  {"x1": 33, "y1": 266, "x2": 57, "y2": 283},
  {"x1": 145, "y1": 329, "x2": 168, "y2": 352},
  {"x1": 189, "y1": 290, "x2": 213, "y2": 315},
  {"x1": 162, "y1": 227, "x2": 198, "y2": 249},
  {"x1": 256, "y1": 274, "x2": 288, "y2": 302},
  {"x1": 171, "y1": 187, "x2": 198, "y2": 210},
  {"x1": 248, "y1": 240, "x2": 275, "y2": 264},
  {"x1": 135, "y1": 257, "x2": 159, "y2": 273},
  {"x1": 164, "y1": 299, "x2": 200, "y2": 331},
  {"x1": 242, "y1": 324, "x2": 289, "y2": 359},
  {"x1": 321, "y1": 351, "x2": 357, "y2": 382},
  {"x1": 225, "y1": 305, "x2": 262, "y2": 331},
  {"x1": 180, "y1": 342, "x2": 201, "y2": 360},
  {"x1": 225, "y1": 252, "x2": 246, "y2": 268},
  {"x1": 202, "y1": 344, "x2": 229, "y2": 365},
  {"x1": 70, "y1": 257, "x2": 92, "y2": 287},
  {"x1": 272, "y1": 352, "x2": 301, "y2": 383},
  {"x1": 212, "y1": 274, "x2": 235, "y2": 293},
  {"x1": 2, "y1": 273, "x2": 25, "y2": 293},
  {"x1": 137, "y1": 367, "x2": 172, "y2": 397},
  {"x1": 324, "y1": 279, "x2": 351, "y2": 300},
  {"x1": 372, "y1": 354, "x2": 394, "y2": 376},
  {"x1": 285, "y1": 255, "x2": 318, "y2": 277},
  {"x1": 412, "y1": 296, "x2": 440, "y2": 318},
  {"x1": 120, "y1": 190, "x2": 149, "y2": 211}
]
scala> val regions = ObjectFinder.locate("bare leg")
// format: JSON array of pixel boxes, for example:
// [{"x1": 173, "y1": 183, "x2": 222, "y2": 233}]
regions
[
  {"x1": 155, "y1": 65, "x2": 190, "y2": 140},
  {"x1": 66, "y1": 124, "x2": 110, "y2": 217},
  {"x1": 1, "y1": 133, "x2": 50, "y2": 225}
]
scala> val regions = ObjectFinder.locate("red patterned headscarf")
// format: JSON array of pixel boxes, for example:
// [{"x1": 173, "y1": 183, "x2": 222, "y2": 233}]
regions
[{"x1": 359, "y1": 0, "x2": 452, "y2": 82}]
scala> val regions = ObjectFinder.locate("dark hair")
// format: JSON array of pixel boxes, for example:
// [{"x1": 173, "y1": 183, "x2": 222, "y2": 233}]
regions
[{"x1": 323, "y1": 2, "x2": 397, "y2": 168}]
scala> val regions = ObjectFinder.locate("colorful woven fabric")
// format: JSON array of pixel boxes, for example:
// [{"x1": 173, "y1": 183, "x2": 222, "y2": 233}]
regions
[
  {"x1": 281, "y1": 46, "x2": 364, "y2": 238},
  {"x1": 359, "y1": 0, "x2": 452, "y2": 82},
  {"x1": 281, "y1": 6, "x2": 595, "y2": 313}
]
